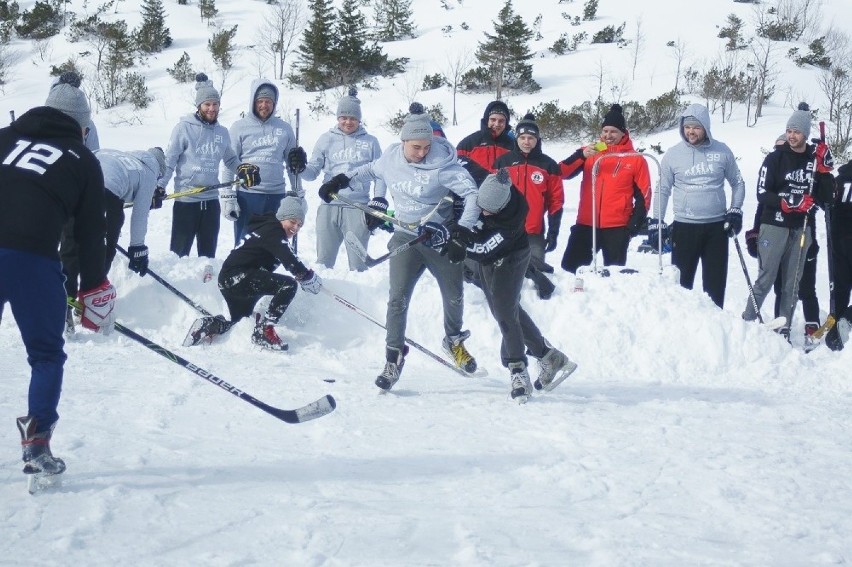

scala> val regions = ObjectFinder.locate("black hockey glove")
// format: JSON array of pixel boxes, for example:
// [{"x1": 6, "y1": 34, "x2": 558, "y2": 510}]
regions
[
  {"x1": 237, "y1": 163, "x2": 261, "y2": 188},
  {"x1": 128, "y1": 245, "x2": 149, "y2": 276},
  {"x1": 287, "y1": 146, "x2": 307, "y2": 175},
  {"x1": 318, "y1": 173, "x2": 350, "y2": 203},
  {"x1": 150, "y1": 186, "x2": 166, "y2": 210},
  {"x1": 365, "y1": 197, "x2": 391, "y2": 232},
  {"x1": 724, "y1": 207, "x2": 743, "y2": 237}
]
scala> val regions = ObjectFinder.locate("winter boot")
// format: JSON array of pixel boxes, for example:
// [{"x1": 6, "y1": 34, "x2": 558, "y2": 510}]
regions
[
  {"x1": 442, "y1": 330, "x2": 478, "y2": 374},
  {"x1": 508, "y1": 361, "x2": 532, "y2": 403},
  {"x1": 826, "y1": 316, "x2": 851, "y2": 352},
  {"x1": 251, "y1": 314, "x2": 288, "y2": 351},
  {"x1": 17, "y1": 416, "x2": 66, "y2": 476},
  {"x1": 533, "y1": 345, "x2": 578, "y2": 392},
  {"x1": 804, "y1": 322, "x2": 820, "y2": 351},
  {"x1": 375, "y1": 345, "x2": 409, "y2": 391}
]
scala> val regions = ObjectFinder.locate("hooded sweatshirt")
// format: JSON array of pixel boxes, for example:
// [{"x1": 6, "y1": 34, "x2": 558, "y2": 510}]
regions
[
  {"x1": 161, "y1": 111, "x2": 240, "y2": 203},
  {"x1": 658, "y1": 103, "x2": 745, "y2": 223},
  {"x1": 95, "y1": 148, "x2": 160, "y2": 246},
  {"x1": 224, "y1": 79, "x2": 299, "y2": 196},
  {"x1": 301, "y1": 123, "x2": 385, "y2": 206},
  {"x1": 834, "y1": 161, "x2": 852, "y2": 232},
  {"x1": 348, "y1": 136, "x2": 480, "y2": 229}
]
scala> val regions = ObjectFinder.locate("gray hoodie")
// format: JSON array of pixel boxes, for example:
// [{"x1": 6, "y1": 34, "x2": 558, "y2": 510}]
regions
[
  {"x1": 302, "y1": 124, "x2": 385, "y2": 205},
  {"x1": 224, "y1": 79, "x2": 299, "y2": 196},
  {"x1": 94, "y1": 148, "x2": 159, "y2": 246},
  {"x1": 161, "y1": 112, "x2": 240, "y2": 203},
  {"x1": 348, "y1": 136, "x2": 480, "y2": 229},
  {"x1": 658, "y1": 103, "x2": 745, "y2": 223}
]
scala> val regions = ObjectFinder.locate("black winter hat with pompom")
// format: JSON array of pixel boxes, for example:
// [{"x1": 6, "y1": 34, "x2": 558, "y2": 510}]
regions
[
  {"x1": 601, "y1": 103, "x2": 627, "y2": 132},
  {"x1": 515, "y1": 113, "x2": 540, "y2": 139}
]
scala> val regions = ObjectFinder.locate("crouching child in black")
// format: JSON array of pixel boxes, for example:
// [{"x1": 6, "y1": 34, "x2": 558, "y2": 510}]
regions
[
  {"x1": 217, "y1": 196, "x2": 322, "y2": 350},
  {"x1": 456, "y1": 169, "x2": 577, "y2": 403}
]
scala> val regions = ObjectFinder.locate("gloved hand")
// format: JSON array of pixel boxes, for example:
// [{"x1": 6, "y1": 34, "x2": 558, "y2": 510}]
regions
[
  {"x1": 745, "y1": 228, "x2": 759, "y2": 258},
  {"x1": 150, "y1": 186, "x2": 166, "y2": 210},
  {"x1": 287, "y1": 146, "x2": 307, "y2": 175},
  {"x1": 646, "y1": 218, "x2": 670, "y2": 253},
  {"x1": 318, "y1": 173, "x2": 350, "y2": 203},
  {"x1": 815, "y1": 141, "x2": 834, "y2": 174},
  {"x1": 418, "y1": 221, "x2": 450, "y2": 250},
  {"x1": 237, "y1": 163, "x2": 261, "y2": 188},
  {"x1": 127, "y1": 245, "x2": 149, "y2": 276},
  {"x1": 296, "y1": 269, "x2": 322, "y2": 294},
  {"x1": 780, "y1": 193, "x2": 815, "y2": 214},
  {"x1": 219, "y1": 186, "x2": 240, "y2": 221},
  {"x1": 627, "y1": 203, "x2": 646, "y2": 238},
  {"x1": 78, "y1": 280, "x2": 117, "y2": 334},
  {"x1": 724, "y1": 207, "x2": 743, "y2": 237},
  {"x1": 444, "y1": 227, "x2": 474, "y2": 264},
  {"x1": 365, "y1": 197, "x2": 391, "y2": 232},
  {"x1": 545, "y1": 210, "x2": 563, "y2": 251}
]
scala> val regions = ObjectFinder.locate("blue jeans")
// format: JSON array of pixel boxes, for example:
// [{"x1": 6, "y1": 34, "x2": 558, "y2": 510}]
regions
[
  {"x1": 234, "y1": 192, "x2": 285, "y2": 246},
  {"x1": 0, "y1": 248, "x2": 67, "y2": 433}
]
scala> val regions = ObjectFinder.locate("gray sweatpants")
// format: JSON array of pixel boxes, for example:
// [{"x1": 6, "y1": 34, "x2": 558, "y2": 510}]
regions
[
  {"x1": 743, "y1": 223, "x2": 812, "y2": 327},
  {"x1": 385, "y1": 231, "x2": 464, "y2": 350},
  {"x1": 315, "y1": 203, "x2": 369, "y2": 271},
  {"x1": 478, "y1": 247, "x2": 548, "y2": 367}
]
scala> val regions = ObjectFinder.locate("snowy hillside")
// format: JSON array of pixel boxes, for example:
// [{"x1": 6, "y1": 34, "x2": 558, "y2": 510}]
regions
[{"x1": 2, "y1": 0, "x2": 852, "y2": 564}]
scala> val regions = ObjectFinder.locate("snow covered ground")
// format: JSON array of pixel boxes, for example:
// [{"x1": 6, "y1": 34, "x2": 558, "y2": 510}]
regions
[{"x1": 2, "y1": 0, "x2": 851, "y2": 564}]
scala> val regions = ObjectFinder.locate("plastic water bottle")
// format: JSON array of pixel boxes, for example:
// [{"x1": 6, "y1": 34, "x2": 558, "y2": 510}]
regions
[{"x1": 573, "y1": 277, "x2": 584, "y2": 292}]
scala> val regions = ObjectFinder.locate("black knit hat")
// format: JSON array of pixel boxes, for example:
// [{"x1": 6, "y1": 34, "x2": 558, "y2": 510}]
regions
[
  {"x1": 601, "y1": 104, "x2": 626, "y2": 132},
  {"x1": 515, "y1": 113, "x2": 540, "y2": 139}
]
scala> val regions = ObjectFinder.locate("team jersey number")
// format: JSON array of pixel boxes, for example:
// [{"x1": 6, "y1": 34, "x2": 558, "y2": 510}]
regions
[
  {"x1": 840, "y1": 181, "x2": 852, "y2": 204},
  {"x1": 2, "y1": 140, "x2": 63, "y2": 175}
]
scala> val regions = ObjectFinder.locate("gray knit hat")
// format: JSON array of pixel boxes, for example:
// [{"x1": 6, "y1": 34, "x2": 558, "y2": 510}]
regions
[
  {"x1": 276, "y1": 195, "x2": 306, "y2": 224},
  {"x1": 148, "y1": 147, "x2": 167, "y2": 178},
  {"x1": 45, "y1": 82, "x2": 91, "y2": 129},
  {"x1": 477, "y1": 168, "x2": 512, "y2": 213},
  {"x1": 255, "y1": 84, "x2": 276, "y2": 102},
  {"x1": 337, "y1": 87, "x2": 362, "y2": 120},
  {"x1": 400, "y1": 102, "x2": 433, "y2": 141},
  {"x1": 682, "y1": 115, "x2": 702, "y2": 128},
  {"x1": 194, "y1": 73, "x2": 220, "y2": 106},
  {"x1": 786, "y1": 102, "x2": 812, "y2": 138}
]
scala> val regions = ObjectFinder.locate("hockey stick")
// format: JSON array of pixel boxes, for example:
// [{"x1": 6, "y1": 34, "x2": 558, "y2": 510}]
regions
[
  {"x1": 331, "y1": 192, "x2": 453, "y2": 235},
  {"x1": 115, "y1": 245, "x2": 214, "y2": 317},
  {"x1": 732, "y1": 236, "x2": 765, "y2": 324},
  {"x1": 68, "y1": 300, "x2": 336, "y2": 424},
  {"x1": 292, "y1": 108, "x2": 301, "y2": 255},
  {"x1": 344, "y1": 230, "x2": 430, "y2": 268},
  {"x1": 320, "y1": 287, "x2": 472, "y2": 378},
  {"x1": 124, "y1": 180, "x2": 243, "y2": 209}
]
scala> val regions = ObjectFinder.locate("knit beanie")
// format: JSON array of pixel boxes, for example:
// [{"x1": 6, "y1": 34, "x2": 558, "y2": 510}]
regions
[
  {"x1": 254, "y1": 84, "x2": 276, "y2": 102},
  {"x1": 194, "y1": 73, "x2": 220, "y2": 106},
  {"x1": 775, "y1": 132, "x2": 787, "y2": 146},
  {"x1": 337, "y1": 87, "x2": 362, "y2": 121},
  {"x1": 399, "y1": 102, "x2": 433, "y2": 141},
  {"x1": 682, "y1": 115, "x2": 702, "y2": 128},
  {"x1": 276, "y1": 195, "x2": 306, "y2": 224},
  {"x1": 486, "y1": 100, "x2": 510, "y2": 122},
  {"x1": 45, "y1": 80, "x2": 91, "y2": 129},
  {"x1": 477, "y1": 168, "x2": 512, "y2": 213},
  {"x1": 601, "y1": 104, "x2": 626, "y2": 132},
  {"x1": 515, "y1": 113, "x2": 540, "y2": 138},
  {"x1": 148, "y1": 147, "x2": 167, "y2": 178},
  {"x1": 786, "y1": 102, "x2": 812, "y2": 138}
]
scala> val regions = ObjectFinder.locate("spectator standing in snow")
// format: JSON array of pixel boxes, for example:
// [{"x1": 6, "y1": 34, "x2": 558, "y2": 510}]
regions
[
  {"x1": 559, "y1": 104, "x2": 652, "y2": 274},
  {"x1": 654, "y1": 103, "x2": 745, "y2": 309},
  {"x1": 826, "y1": 158, "x2": 852, "y2": 351},
  {"x1": 160, "y1": 73, "x2": 261, "y2": 259},
  {"x1": 1, "y1": 81, "x2": 115, "y2": 480},
  {"x1": 741, "y1": 103, "x2": 835, "y2": 339},
  {"x1": 223, "y1": 79, "x2": 301, "y2": 246},
  {"x1": 300, "y1": 88, "x2": 385, "y2": 271},
  {"x1": 317, "y1": 103, "x2": 481, "y2": 391},
  {"x1": 456, "y1": 100, "x2": 515, "y2": 187}
]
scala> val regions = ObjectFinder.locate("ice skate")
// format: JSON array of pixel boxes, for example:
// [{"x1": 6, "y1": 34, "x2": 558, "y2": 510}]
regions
[
  {"x1": 508, "y1": 361, "x2": 532, "y2": 404},
  {"x1": 251, "y1": 314, "x2": 288, "y2": 351},
  {"x1": 17, "y1": 416, "x2": 65, "y2": 494},
  {"x1": 533, "y1": 346, "x2": 578, "y2": 392},
  {"x1": 376, "y1": 346, "x2": 408, "y2": 391},
  {"x1": 442, "y1": 330, "x2": 478, "y2": 374}
]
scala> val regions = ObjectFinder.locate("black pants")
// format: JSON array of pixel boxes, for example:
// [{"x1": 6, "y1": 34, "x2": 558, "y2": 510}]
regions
[
  {"x1": 61, "y1": 191, "x2": 124, "y2": 297},
  {"x1": 218, "y1": 268, "x2": 297, "y2": 323},
  {"x1": 773, "y1": 238, "x2": 819, "y2": 325},
  {"x1": 561, "y1": 224, "x2": 630, "y2": 273},
  {"x1": 832, "y1": 231, "x2": 852, "y2": 317},
  {"x1": 671, "y1": 221, "x2": 729, "y2": 308},
  {"x1": 171, "y1": 200, "x2": 220, "y2": 259}
]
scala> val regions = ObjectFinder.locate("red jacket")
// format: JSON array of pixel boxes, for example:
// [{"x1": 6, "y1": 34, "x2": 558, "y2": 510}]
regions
[
  {"x1": 560, "y1": 134, "x2": 651, "y2": 228},
  {"x1": 494, "y1": 147, "x2": 563, "y2": 235}
]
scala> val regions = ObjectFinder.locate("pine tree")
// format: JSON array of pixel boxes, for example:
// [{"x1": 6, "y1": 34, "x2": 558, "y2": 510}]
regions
[
  {"x1": 372, "y1": 0, "x2": 414, "y2": 41},
  {"x1": 199, "y1": 0, "x2": 218, "y2": 24},
  {"x1": 331, "y1": 0, "x2": 374, "y2": 84},
  {"x1": 294, "y1": 0, "x2": 336, "y2": 90},
  {"x1": 136, "y1": 0, "x2": 172, "y2": 53},
  {"x1": 474, "y1": 0, "x2": 539, "y2": 98}
]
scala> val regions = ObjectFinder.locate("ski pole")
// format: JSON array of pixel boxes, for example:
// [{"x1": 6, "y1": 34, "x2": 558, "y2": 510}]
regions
[
  {"x1": 115, "y1": 245, "x2": 214, "y2": 317},
  {"x1": 68, "y1": 300, "x2": 335, "y2": 424},
  {"x1": 320, "y1": 286, "x2": 471, "y2": 378},
  {"x1": 732, "y1": 236, "x2": 764, "y2": 324}
]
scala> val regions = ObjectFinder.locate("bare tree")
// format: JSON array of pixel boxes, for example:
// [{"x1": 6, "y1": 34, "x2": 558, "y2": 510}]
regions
[
  {"x1": 667, "y1": 38, "x2": 688, "y2": 92},
  {"x1": 393, "y1": 65, "x2": 423, "y2": 106},
  {"x1": 818, "y1": 65, "x2": 852, "y2": 157},
  {"x1": 258, "y1": 0, "x2": 304, "y2": 81},
  {"x1": 747, "y1": 35, "x2": 778, "y2": 124},
  {"x1": 443, "y1": 49, "x2": 472, "y2": 125},
  {"x1": 0, "y1": 43, "x2": 22, "y2": 93},
  {"x1": 631, "y1": 16, "x2": 644, "y2": 81}
]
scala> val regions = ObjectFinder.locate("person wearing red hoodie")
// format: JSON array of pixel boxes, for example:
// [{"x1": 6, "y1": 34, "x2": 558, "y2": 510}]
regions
[
  {"x1": 456, "y1": 100, "x2": 515, "y2": 187},
  {"x1": 558, "y1": 104, "x2": 652, "y2": 273},
  {"x1": 494, "y1": 113, "x2": 564, "y2": 298}
]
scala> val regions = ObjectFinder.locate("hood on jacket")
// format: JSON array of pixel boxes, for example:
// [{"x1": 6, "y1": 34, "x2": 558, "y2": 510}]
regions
[
  {"x1": 480, "y1": 100, "x2": 512, "y2": 133},
  {"x1": 246, "y1": 211, "x2": 281, "y2": 233},
  {"x1": 13, "y1": 106, "x2": 85, "y2": 142},
  {"x1": 679, "y1": 103, "x2": 713, "y2": 145},
  {"x1": 838, "y1": 161, "x2": 852, "y2": 177},
  {"x1": 403, "y1": 135, "x2": 459, "y2": 171},
  {"x1": 248, "y1": 78, "x2": 279, "y2": 120}
]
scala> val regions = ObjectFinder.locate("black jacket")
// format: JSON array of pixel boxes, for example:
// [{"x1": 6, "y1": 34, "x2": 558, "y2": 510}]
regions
[
  {"x1": 465, "y1": 189, "x2": 529, "y2": 266},
  {"x1": 0, "y1": 106, "x2": 106, "y2": 291},
  {"x1": 833, "y1": 161, "x2": 852, "y2": 234},
  {"x1": 220, "y1": 213, "x2": 309, "y2": 279}
]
